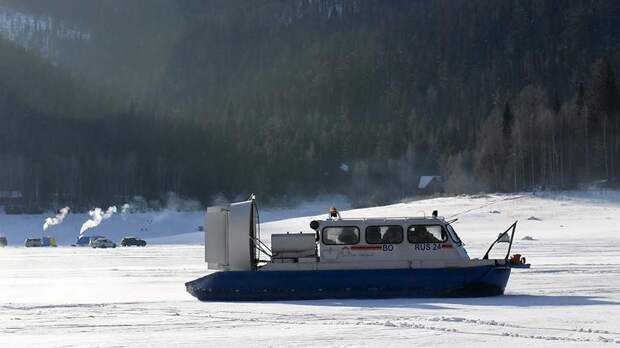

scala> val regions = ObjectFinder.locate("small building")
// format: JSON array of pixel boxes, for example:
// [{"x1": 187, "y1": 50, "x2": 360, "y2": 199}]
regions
[
  {"x1": 417, "y1": 176, "x2": 443, "y2": 194},
  {"x1": 0, "y1": 190, "x2": 25, "y2": 213},
  {"x1": 0, "y1": 190, "x2": 22, "y2": 198},
  {"x1": 42, "y1": 236, "x2": 57, "y2": 247},
  {"x1": 0, "y1": 190, "x2": 23, "y2": 204}
]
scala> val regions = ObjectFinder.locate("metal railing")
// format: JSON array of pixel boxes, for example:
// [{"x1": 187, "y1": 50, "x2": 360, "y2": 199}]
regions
[{"x1": 482, "y1": 221, "x2": 518, "y2": 260}]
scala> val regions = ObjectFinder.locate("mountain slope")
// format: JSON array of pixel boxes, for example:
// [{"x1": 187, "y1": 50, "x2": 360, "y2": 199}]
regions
[{"x1": 0, "y1": 1, "x2": 619, "y2": 208}]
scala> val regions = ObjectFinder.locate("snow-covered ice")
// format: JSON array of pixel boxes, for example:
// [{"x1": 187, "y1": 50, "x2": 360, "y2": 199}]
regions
[{"x1": 1, "y1": 191, "x2": 620, "y2": 347}]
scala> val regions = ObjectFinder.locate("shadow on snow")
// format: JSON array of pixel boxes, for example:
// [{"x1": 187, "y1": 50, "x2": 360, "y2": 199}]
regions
[{"x1": 280, "y1": 294, "x2": 620, "y2": 310}]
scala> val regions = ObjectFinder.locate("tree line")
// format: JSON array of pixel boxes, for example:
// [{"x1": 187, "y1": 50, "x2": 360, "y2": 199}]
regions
[
  {"x1": 473, "y1": 57, "x2": 620, "y2": 193},
  {"x1": 0, "y1": 0, "x2": 619, "y2": 211}
]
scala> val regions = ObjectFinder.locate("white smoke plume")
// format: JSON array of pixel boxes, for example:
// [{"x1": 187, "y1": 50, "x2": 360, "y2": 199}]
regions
[
  {"x1": 43, "y1": 206, "x2": 70, "y2": 231},
  {"x1": 121, "y1": 203, "x2": 131, "y2": 214},
  {"x1": 79, "y1": 206, "x2": 117, "y2": 236},
  {"x1": 119, "y1": 203, "x2": 132, "y2": 221}
]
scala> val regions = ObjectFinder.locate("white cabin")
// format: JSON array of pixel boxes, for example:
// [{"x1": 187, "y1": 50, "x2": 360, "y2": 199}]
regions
[
  {"x1": 204, "y1": 199, "x2": 501, "y2": 273},
  {"x1": 262, "y1": 215, "x2": 471, "y2": 271}
]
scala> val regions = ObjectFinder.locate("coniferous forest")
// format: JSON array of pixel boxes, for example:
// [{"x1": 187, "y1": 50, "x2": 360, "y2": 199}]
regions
[{"x1": 0, "y1": 0, "x2": 619, "y2": 210}]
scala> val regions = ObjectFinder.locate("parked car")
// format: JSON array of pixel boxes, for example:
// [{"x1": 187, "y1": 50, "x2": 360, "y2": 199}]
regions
[
  {"x1": 75, "y1": 236, "x2": 90, "y2": 247},
  {"x1": 121, "y1": 236, "x2": 146, "y2": 247},
  {"x1": 0, "y1": 236, "x2": 7, "y2": 247},
  {"x1": 90, "y1": 237, "x2": 116, "y2": 249},
  {"x1": 75, "y1": 235, "x2": 105, "y2": 247},
  {"x1": 24, "y1": 238, "x2": 42, "y2": 247}
]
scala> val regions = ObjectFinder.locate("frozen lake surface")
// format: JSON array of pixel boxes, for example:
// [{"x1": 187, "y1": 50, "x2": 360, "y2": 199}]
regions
[{"x1": 2, "y1": 192, "x2": 620, "y2": 347}]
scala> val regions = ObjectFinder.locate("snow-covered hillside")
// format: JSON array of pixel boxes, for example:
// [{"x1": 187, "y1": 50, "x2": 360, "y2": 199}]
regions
[
  {"x1": 0, "y1": 5, "x2": 90, "y2": 60},
  {"x1": 1, "y1": 191, "x2": 620, "y2": 347},
  {"x1": 0, "y1": 195, "x2": 351, "y2": 245},
  {"x1": 148, "y1": 189, "x2": 620, "y2": 246}
]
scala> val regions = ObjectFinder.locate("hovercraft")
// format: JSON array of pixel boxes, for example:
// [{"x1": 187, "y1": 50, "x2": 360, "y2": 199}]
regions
[{"x1": 186, "y1": 197, "x2": 530, "y2": 301}]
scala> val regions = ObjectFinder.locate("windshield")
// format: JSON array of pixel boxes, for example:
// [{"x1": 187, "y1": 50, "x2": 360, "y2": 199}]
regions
[{"x1": 446, "y1": 224, "x2": 463, "y2": 246}]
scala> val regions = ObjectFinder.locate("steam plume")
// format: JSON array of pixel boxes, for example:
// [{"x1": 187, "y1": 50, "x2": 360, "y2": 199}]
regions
[
  {"x1": 79, "y1": 206, "x2": 117, "y2": 236},
  {"x1": 43, "y1": 206, "x2": 70, "y2": 231},
  {"x1": 121, "y1": 203, "x2": 131, "y2": 214}
]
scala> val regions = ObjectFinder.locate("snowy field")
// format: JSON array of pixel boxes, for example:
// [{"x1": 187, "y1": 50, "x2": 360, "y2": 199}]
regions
[{"x1": 2, "y1": 191, "x2": 620, "y2": 347}]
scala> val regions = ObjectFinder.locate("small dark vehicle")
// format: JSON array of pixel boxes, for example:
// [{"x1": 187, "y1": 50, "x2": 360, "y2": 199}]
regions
[
  {"x1": 121, "y1": 236, "x2": 146, "y2": 247},
  {"x1": 90, "y1": 237, "x2": 116, "y2": 248},
  {"x1": 25, "y1": 238, "x2": 42, "y2": 247},
  {"x1": 74, "y1": 235, "x2": 104, "y2": 247}
]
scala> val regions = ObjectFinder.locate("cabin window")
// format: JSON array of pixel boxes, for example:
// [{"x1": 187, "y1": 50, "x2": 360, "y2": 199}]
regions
[
  {"x1": 322, "y1": 226, "x2": 360, "y2": 245},
  {"x1": 407, "y1": 225, "x2": 447, "y2": 243},
  {"x1": 365, "y1": 225, "x2": 403, "y2": 244}
]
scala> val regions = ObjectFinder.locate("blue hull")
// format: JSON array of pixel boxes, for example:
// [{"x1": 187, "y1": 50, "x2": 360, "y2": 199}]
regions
[{"x1": 185, "y1": 265, "x2": 511, "y2": 301}]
